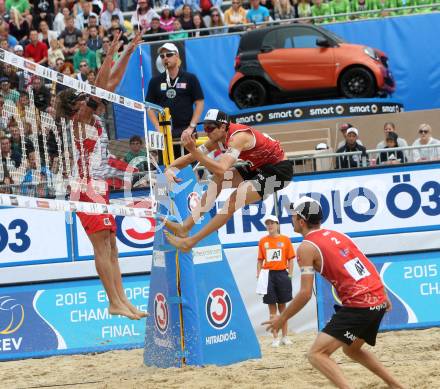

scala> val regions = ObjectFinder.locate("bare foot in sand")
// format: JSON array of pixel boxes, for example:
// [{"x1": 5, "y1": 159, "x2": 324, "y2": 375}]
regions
[
  {"x1": 164, "y1": 231, "x2": 193, "y2": 252},
  {"x1": 109, "y1": 304, "x2": 140, "y2": 320}
]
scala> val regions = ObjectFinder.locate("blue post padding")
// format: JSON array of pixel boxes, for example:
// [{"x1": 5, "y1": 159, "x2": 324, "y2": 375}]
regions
[{"x1": 144, "y1": 167, "x2": 261, "y2": 367}]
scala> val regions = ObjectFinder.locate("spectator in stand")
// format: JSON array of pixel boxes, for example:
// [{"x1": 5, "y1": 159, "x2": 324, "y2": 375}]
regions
[
  {"x1": 131, "y1": 0, "x2": 159, "y2": 31},
  {"x1": 257, "y1": 215, "x2": 295, "y2": 348},
  {"x1": 0, "y1": 38, "x2": 9, "y2": 50},
  {"x1": 330, "y1": 0, "x2": 351, "y2": 21},
  {"x1": 30, "y1": 75, "x2": 50, "y2": 111},
  {"x1": 73, "y1": 38, "x2": 97, "y2": 71},
  {"x1": 412, "y1": 123, "x2": 440, "y2": 162},
  {"x1": 159, "y1": 5, "x2": 176, "y2": 32},
  {"x1": 16, "y1": 90, "x2": 29, "y2": 118},
  {"x1": 58, "y1": 15, "x2": 82, "y2": 60},
  {"x1": 274, "y1": 0, "x2": 296, "y2": 20},
  {"x1": 87, "y1": 69, "x2": 96, "y2": 84},
  {"x1": 124, "y1": 135, "x2": 149, "y2": 171},
  {"x1": 96, "y1": 36, "x2": 118, "y2": 68},
  {"x1": 1, "y1": 135, "x2": 21, "y2": 168},
  {"x1": 371, "y1": 0, "x2": 402, "y2": 18},
  {"x1": 53, "y1": 6, "x2": 70, "y2": 35},
  {"x1": 0, "y1": 76, "x2": 19, "y2": 102},
  {"x1": 75, "y1": 0, "x2": 99, "y2": 30},
  {"x1": 32, "y1": 0, "x2": 55, "y2": 30},
  {"x1": 311, "y1": 0, "x2": 332, "y2": 23},
  {"x1": 9, "y1": 123, "x2": 34, "y2": 157},
  {"x1": 20, "y1": 150, "x2": 54, "y2": 198},
  {"x1": 179, "y1": 4, "x2": 195, "y2": 30},
  {"x1": 100, "y1": 0, "x2": 124, "y2": 30},
  {"x1": 169, "y1": 18, "x2": 188, "y2": 40},
  {"x1": 337, "y1": 122, "x2": 363, "y2": 149},
  {"x1": 376, "y1": 131, "x2": 406, "y2": 165},
  {"x1": 351, "y1": 0, "x2": 375, "y2": 19},
  {"x1": 60, "y1": 61, "x2": 74, "y2": 75},
  {"x1": 87, "y1": 25, "x2": 102, "y2": 51},
  {"x1": 207, "y1": 8, "x2": 227, "y2": 34},
  {"x1": 47, "y1": 38, "x2": 64, "y2": 68},
  {"x1": 1, "y1": 63, "x2": 19, "y2": 88},
  {"x1": 109, "y1": 26, "x2": 128, "y2": 51},
  {"x1": 191, "y1": 12, "x2": 209, "y2": 37},
  {"x1": 224, "y1": 0, "x2": 247, "y2": 32},
  {"x1": 173, "y1": 0, "x2": 200, "y2": 17},
  {"x1": 144, "y1": 16, "x2": 167, "y2": 42},
  {"x1": 297, "y1": 0, "x2": 313, "y2": 20},
  {"x1": 8, "y1": 8, "x2": 31, "y2": 42},
  {"x1": 109, "y1": 14, "x2": 126, "y2": 33},
  {"x1": 335, "y1": 127, "x2": 367, "y2": 169},
  {"x1": 75, "y1": 60, "x2": 89, "y2": 81},
  {"x1": 55, "y1": 57, "x2": 65, "y2": 72},
  {"x1": 38, "y1": 20, "x2": 57, "y2": 48},
  {"x1": 246, "y1": 0, "x2": 270, "y2": 26},
  {"x1": 86, "y1": 14, "x2": 105, "y2": 38},
  {"x1": 199, "y1": 0, "x2": 223, "y2": 16},
  {"x1": 376, "y1": 122, "x2": 409, "y2": 160},
  {"x1": 5, "y1": 0, "x2": 30, "y2": 15},
  {"x1": 0, "y1": 25, "x2": 18, "y2": 48}
]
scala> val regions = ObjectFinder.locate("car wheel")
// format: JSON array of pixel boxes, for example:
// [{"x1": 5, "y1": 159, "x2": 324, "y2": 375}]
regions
[
  {"x1": 232, "y1": 79, "x2": 267, "y2": 109},
  {"x1": 340, "y1": 67, "x2": 376, "y2": 98}
]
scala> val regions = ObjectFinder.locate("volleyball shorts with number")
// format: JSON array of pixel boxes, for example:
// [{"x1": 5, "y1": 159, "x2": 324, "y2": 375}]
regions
[
  {"x1": 322, "y1": 303, "x2": 387, "y2": 346},
  {"x1": 236, "y1": 160, "x2": 293, "y2": 198},
  {"x1": 76, "y1": 191, "x2": 116, "y2": 235}
]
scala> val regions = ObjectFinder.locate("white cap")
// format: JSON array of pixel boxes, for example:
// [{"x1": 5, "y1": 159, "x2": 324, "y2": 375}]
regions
[
  {"x1": 14, "y1": 45, "x2": 23, "y2": 52},
  {"x1": 158, "y1": 42, "x2": 179, "y2": 55},
  {"x1": 346, "y1": 127, "x2": 359, "y2": 136},
  {"x1": 291, "y1": 196, "x2": 323, "y2": 223},
  {"x1": 264, "y1": 215, "x2": 279, "y2": 224},
  {"x1": 202, "y1": 109, "x2": 229, "y2": 124},
  {"x1": 315, "y1": 142, "x2": 328, "y2": 150}
]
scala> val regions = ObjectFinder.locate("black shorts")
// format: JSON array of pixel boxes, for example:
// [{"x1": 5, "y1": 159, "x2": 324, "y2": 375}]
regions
[
  {"x1": 236, "y1": 160, "x2": 293, "y2": 198},
  {"x1": 263, "y1": 270, "x2": 293, "y2": 304},
  {"x1": 322, "y1": 303, "x2": 387, "y2": 346}
]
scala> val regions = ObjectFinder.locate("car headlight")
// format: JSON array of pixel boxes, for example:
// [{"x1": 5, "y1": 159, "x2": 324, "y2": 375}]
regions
[{"x1": 364, "y1": 47, "x2": 379, "y2": 61}]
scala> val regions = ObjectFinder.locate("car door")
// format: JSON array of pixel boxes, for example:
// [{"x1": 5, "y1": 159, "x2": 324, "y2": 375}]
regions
[{"x1": 258, "y1": 26, "x2": 337, "y2": 91}]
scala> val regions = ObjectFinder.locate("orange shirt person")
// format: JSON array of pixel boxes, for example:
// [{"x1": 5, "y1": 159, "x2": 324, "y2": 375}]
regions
[{"x1": 257, "y1": 215, "x2": 295, "y2": 347}]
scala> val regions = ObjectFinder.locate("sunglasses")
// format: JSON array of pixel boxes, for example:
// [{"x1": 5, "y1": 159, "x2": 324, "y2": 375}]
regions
[
  {"x1": 204, "y1": 124, "x2": 218, "y2": 133},
  {"x1": 160, "y1": 52, "x2": 175, "y2": 59},
  {"x1": 80, "y1": 64, "x2": 88, "y2": 67},
  {"x1": 212, "y1": 13, "x2": 219, "y2": 16},
  {"x1": 419, "y1": 129, "x2": 429, "y2": 134}
]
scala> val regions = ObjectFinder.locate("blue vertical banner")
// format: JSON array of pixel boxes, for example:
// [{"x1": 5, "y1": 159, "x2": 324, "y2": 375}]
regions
[
  {"x1": 144, "y1": 167, "x2": 261, "y2": 367},
  {"x1": 316, "y1": 251, "x2": 440, "y2": 331}
]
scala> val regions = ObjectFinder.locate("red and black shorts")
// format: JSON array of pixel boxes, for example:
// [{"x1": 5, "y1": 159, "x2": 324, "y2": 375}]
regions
[
  {"x1": 236, "y1": 160, "x2": 293, "y2": 198},
  {"x1": 322, "y1": 303, "x2": 387, "y2": 346}
]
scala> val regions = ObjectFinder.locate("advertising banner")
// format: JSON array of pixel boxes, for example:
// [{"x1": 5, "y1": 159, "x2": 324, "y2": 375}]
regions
[
  {"x1": 215, "y1": 163, "x2": 440, "y2": 247},
  {"x1": 0, "y1": 208, "x2": 71, "y2": 267},
  {"x1": 316, "y1": 250, "x2": 440, "y2": 331},
  {"x1": 0, "y1": 274, "x2": 149, "y2": 360}
]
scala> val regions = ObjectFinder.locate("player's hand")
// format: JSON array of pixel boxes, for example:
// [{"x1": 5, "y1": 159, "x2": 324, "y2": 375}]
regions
[
  {"x1": 164, "y1": 167, "x2": 182, "y2": 183},
  {"x1": 262, "y1": 314, "x2": 283, "y2": 333},
  {"x1": 126, "y1": 30, "x2": 145, "y2": 54},
  {"x1": 385, "y1": 297, "x2": 393, "y2": 312},
  {"x1": 108, "y1": 31, "x2": 122, "y2": 56},
  {"x1": 181, "y1": 127, "x2": 197, "y2": 144},
  {"x1": 182, "y1": 130, "x2": 197, "y2": 153}
]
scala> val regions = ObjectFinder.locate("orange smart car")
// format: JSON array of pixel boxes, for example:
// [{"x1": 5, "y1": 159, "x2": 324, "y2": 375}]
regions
[{"x1": 229, "y1": 24, "x2": 395, "y2": 109}]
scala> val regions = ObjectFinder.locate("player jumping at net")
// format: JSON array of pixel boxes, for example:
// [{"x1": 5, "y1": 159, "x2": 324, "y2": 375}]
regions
[
  {"x1": 56, "y1": 32, "x2": 147, "y2": 320},
  {"x1": 263, "y1": 196, "x2": 404, "y2": 389},
  {"x1": 164, "y1": 109, "x2": 293, "y2": 251}
]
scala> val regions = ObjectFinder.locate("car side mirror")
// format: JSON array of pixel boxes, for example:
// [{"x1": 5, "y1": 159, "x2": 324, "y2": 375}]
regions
[
  {"x1": 260, "y1": 45, "x2": 274, "y2": 53},
  {"x1": 316, "y1": 38, "x2": 331, "y2": 48}
]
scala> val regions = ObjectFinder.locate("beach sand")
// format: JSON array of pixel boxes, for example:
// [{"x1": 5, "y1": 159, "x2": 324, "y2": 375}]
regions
[{"x1": 2, "y1": 328, "x2": 440, "y2": 389}]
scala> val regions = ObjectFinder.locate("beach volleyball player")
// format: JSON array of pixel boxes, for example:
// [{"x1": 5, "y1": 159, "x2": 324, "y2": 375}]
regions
[
  {"x1": 57, "y1": 32, "x2": 147, "y2": 320},
  {"x1": 164, "y1": 109, "x2": 293, "y2": 251},
  {"x1": 263, "y1": 197, "x2": 403, "y2": 389}
]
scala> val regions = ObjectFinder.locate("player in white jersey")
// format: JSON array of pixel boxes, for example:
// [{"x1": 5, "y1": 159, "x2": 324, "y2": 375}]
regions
[{"x1": 57, "y1": 32, "x2": 147, "y2": 320}]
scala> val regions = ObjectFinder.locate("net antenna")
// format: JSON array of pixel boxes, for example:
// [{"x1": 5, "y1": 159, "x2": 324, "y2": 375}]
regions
[{"x1": 0, "y1": 49, "x2": 164, "y2": 217}]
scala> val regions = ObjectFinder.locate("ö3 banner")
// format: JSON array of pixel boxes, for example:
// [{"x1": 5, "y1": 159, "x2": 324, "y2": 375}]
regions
[
  {"x1": 0, "y1": 274, "x2": 149, "y2": 360},
  {"x1": 316, "y1": 250, "x2": 440, "y2": 331}
]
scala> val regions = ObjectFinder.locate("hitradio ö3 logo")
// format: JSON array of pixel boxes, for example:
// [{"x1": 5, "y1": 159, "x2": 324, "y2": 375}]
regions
[
  {"x1": 116, "y1": 216, "x2": 155, "y2": 249},
  {"x1": 154, "y1": 293, "x2": 169, "y2": 334},
  {"x1": 187, "y1": 192, "x2": 201, "y2": 212},
  {"x1": 0, "y1": 296, "x2": 25, "y2": 335},
  {"x1": 206, "y1": 288, "x2": 232, "y2": 330}
]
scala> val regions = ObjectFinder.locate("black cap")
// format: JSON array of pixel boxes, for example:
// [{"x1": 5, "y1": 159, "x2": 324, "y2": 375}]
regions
[{"x1": 291, "y1": 196, "x2": 323, "y2": 224}]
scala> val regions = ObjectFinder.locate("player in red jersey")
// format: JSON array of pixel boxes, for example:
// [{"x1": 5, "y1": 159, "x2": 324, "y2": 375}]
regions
[
  {"x1": 57, "y1": 32, "x2": 147, "y2": 320},
  {"x1": 263, "y1": 197, "x2": 403, "y2": 389},
  {"x1": 164, "y1": 108, "x2": 293, "y2": 251}
]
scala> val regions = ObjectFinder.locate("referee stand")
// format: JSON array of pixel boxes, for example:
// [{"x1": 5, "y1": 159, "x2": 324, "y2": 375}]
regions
[{"x1": 143, "y1": 115, "x2": 261, "y2": 367}]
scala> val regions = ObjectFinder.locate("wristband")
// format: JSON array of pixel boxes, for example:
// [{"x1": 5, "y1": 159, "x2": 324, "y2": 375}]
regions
[{"x1": 190, "y1": 122, "x2": 197, "y2": 128}]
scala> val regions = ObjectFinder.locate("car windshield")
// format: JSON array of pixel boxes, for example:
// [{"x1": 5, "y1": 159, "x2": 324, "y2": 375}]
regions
[{"x1": 324, "y1": 30, "x2": 345, "y2": 44}]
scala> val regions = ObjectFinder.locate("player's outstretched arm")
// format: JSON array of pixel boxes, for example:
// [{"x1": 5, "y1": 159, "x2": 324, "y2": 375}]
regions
[{"x1": 95, "y1": 32, "x2": 122, "y2": 90}]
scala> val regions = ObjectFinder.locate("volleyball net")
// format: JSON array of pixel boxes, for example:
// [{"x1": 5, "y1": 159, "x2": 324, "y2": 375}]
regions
[{"x1": 0, "y1": 49, "x2": 166, "y2": 217}]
